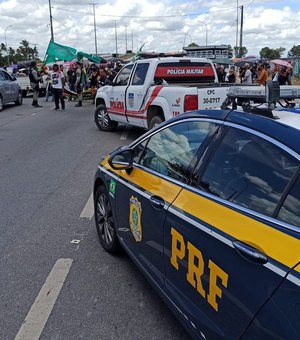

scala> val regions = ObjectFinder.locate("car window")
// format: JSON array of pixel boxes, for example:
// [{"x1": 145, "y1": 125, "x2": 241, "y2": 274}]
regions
[
  {"x1": 198, "y1": 127, "x2": 299, "y2": 216},
  {"x1": 132, "y1": 63, "x2": 149, "y2": 85},
  {"x1": 0, "y1": 71, "x2": 6, "y2": 81},
  {"x1": 136, "y1": 121, "x2": 215, "y2": 180},
  {"x1": 115, "y1": 64, "x2": 133, "y2": 86},
  {"x1": 2, "y1": 71, "x2": 12, "y2": 81},
  {"x1": 277, "y1": 176, "x2": 300, "y2": 228}
]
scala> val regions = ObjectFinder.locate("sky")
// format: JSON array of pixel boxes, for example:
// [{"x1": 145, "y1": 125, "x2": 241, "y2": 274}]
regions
[{"x1": 0, "y1": 0, "x2": 299, "y2": 61}]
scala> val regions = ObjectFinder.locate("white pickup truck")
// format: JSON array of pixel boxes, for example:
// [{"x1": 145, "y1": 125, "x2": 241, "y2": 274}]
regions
[{"x1": 94, "y1": 57, "x2": 233, "y2": 131}]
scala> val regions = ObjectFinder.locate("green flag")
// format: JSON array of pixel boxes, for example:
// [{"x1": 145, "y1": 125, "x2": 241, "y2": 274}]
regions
[
  {"x1": 44, "y1": 41, "x2": 77, "y2": 64},
  {"x1": 77, "y1": 51, "x2": 101, "y2": 64}
]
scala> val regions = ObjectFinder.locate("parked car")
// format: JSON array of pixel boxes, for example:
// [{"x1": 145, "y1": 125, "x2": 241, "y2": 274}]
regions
[
  {"x1": 0, "y1": 68, "x2": 22, "y2": 111},
  {"x1": 93, "y1": 86, "x2": 300, "y2": 339}
]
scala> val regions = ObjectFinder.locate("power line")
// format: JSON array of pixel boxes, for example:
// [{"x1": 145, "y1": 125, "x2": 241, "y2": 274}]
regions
[{"x1": 51, "y1": 5, "x2": 236, "y2": 19}]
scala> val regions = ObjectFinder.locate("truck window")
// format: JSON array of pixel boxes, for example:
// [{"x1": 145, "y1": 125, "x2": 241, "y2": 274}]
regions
[
  {"x1": 114, "y1": 64, "x2": 133, "y2": 86},
  {"x1": 132, "y1": 63, "x2": 150, "y2": 85},
  {"x1": 154, "y1": 61, "x2": 216, "y2": 84}
]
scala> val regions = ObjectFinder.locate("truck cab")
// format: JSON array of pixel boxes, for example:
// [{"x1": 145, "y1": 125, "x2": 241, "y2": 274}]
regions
[{"x1": 94, "y1": 57, "x2": 219, "y2": 131}]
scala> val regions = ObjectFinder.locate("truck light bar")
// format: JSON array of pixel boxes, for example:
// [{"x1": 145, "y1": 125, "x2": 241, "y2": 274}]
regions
[{"x1": 227, "y1": 84, "x2": 300, "y2": 100}]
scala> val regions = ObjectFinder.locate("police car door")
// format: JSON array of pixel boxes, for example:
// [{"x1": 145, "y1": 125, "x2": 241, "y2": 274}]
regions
[
  {"x1": 164, "y1": 124, "x2": 300, "y2": 339},
  {"x1": 125, "y1": 62, "x2": 150, "y2": 128},
  {"x1": 108, "y1": 64, "x2": 133, "y2": 124},
  {"x1": 114, "y1": 120, "x2": 216, "y2": 289}
]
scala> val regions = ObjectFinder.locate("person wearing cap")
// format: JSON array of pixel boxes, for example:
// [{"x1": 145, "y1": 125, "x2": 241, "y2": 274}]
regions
[
  {"x1": 74, "y1": 62, "x2": 83, "y2": 107},
  {"x1": 29, "y1": 61, "x2": 43, "y2": 107},
  {"x1": 51, "y1": 64, "x2": 65, "y2": 110}
]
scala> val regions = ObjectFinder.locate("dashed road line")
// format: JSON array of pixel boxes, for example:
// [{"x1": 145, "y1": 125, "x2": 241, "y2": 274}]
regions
[
  {"x1": 80, "y1": 192, "x2": 94, "y2": 220},
  {"x1": 14, "y1": 258, "x2": 73, "y2": 340}
]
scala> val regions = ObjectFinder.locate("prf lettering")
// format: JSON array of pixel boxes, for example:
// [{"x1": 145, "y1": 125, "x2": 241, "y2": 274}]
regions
[{"x1": 170, "y1": 227, "x2": 228, "y2": 312}]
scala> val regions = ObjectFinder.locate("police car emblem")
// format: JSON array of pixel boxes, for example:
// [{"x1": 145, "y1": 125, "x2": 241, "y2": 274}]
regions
[
  {"x1": 129, "y1": 196, "x2": 142, "y2": 242},
  {"x1": 128, "y1": 93, "x2": 134, "y2": 107}
]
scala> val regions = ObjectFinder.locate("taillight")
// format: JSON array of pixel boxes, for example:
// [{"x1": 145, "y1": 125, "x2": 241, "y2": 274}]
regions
[{"x1": 184, "y1": 95, "x2": 198, "y2": 112}]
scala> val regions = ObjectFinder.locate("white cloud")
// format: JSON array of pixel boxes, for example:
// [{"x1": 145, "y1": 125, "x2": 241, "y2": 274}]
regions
[{"x1": 0, "y1": 0, "x2": 299, "y2": 60}]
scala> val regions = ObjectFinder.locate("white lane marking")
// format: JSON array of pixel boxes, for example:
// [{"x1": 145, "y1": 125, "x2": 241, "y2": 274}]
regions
[
  {"x1": 120, "y1": 125, "x2": 131, "y2": 140},
  {"x1": 14, "y1": 258, "x2": 73, "y2": 340},
  {"x1": 80, "y1": 192, "x2": 94, "y2": 219}
]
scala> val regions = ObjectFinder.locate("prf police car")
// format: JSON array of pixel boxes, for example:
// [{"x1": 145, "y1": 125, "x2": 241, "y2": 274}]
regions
[{"x1": 93, "y1": 84, "x2": 300, "y2": 339}]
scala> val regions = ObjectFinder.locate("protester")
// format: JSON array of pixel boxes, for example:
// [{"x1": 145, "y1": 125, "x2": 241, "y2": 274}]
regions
[
  {"x1": 256, "y1": 63, "x2": 268, "y2": 86},
  {"x1": 74, "y1": 62, "x2": 84, "y2": 107},
  {"x1": 226, "y1": 66, "x2": 236, "y2": 83},
  {"x1": 67, "y1": 63, "x2": 76, "y2": 92},
  {"x1": 286, "y1": 67, "x2": 293, "y2": 85},
  {"x1": 217, "y1": 65, "x2": 226, "y2": 83},
  {"x1": 241, "y1": 63, "x2": 252, "y2": 84},
  {"x1": 29, "y1": 61, "x2": 43, "y2": 107},
  {"x1": 88, "y1": 67, "x2": 100, "y2": 104},
  {"x1": 45, "y1": 66, "x2": 53, "y2": 102},
  {"x1": 51, "y1": 63, "x2": 65, "y2": 110}
]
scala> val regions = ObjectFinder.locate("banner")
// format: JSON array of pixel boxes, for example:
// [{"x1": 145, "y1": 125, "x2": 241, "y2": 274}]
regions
[
  {"x1": 77, "y1": 51, "x2": 101, "y2": 64},
  {"x1": 44, "y1": 41, "x2": 77, "y2": 65}
]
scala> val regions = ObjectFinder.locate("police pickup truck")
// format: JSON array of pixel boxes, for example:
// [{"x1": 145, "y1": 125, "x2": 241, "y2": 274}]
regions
[{"x1": 94, "y1": 57, "x2": 234, "y2": 131}]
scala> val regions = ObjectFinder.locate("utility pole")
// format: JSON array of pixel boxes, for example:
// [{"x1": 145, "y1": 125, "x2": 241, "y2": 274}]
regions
[
  {"x1": 90, "y1": 3, "x2": 98, "y2": 55},
  {"x1": 4, "y1": 25, "x2": 13, "y2": 66},
  {"x1": 125, "y1": 26, "x2": 128, "y2": 53},
  {"x1": 48, "y1": 0, "x2": 54, "y2": 41},
  {"x1": 236, "y1": 0, "x2": 239, "y2": 56},
  {"x1": 239, "y1": 5, "x2": 244, "y2": 58},
  {"x1": 114, "y1": 20, "x2": 118, "y2": 56}
]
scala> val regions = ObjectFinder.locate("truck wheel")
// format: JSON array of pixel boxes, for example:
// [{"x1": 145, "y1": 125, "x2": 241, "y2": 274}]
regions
[
  {"x1": 94, "y1": 104, "x2": 118, "y2": 131},
  {"x1": 15, "y1": 91, "x2": 23, "y2": 106},
  {"x1": 149, "y1": 115, "x2": 163, "y2": 129}
]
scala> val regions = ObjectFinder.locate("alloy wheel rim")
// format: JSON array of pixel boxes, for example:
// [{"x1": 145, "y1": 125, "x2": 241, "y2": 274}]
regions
[
  {"x1": 98, "y1": 109, "x2": 109, "y2": 127},
  {"x1": 96, "y1": 194, "x2": 114, "y2": 245}
]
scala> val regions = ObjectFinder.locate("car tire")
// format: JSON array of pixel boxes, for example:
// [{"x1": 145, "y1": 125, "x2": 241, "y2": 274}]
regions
[
  {"x1": 149, "y1": 115, "x2": 164, "y2": 129},
  {"x1": 94, "y1": 104, "x2": 118, "y2": 131},
  {"x1": 94, "y1": 185, "x2": 121, "y2": 254},
  {"x1": 0, "y1": 96, "x2": 3, "y2": 111},
  {"x1": 15, "y1": 91, "x2": 23, "y2": 106}
]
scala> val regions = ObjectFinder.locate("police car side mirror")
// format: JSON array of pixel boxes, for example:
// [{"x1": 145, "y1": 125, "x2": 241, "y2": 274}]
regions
[{"x1": 108, "y1": 148, "x2": 134, "y2": 171}]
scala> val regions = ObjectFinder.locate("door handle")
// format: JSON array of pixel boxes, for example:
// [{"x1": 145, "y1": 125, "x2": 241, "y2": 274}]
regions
[
  {"x1": 233, "y1": 240, "x2": 268, "y2": 264},
  {"x1": 150, "y1": 195, "x2": 165, "y2": 209}
]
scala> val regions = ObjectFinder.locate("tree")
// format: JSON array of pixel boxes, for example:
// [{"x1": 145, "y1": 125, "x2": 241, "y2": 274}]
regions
[
  {"x1": 288, "y1": 45, "x2": 300, "y2": 58},
  {"x1": 260, "y1": 47, "x2": 286, "y2": 59},
  {"x1": 234, "y1": 46, "x2": 248, "y2": 58},
  {"x1": 0, "y1": 39, "x2": 40, "y2": 67},
  {"x1": 187, "y1": 43, "x2": 200, "y2": 47}
]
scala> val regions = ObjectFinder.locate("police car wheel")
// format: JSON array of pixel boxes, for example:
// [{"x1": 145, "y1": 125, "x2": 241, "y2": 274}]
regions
[
  {"x1": 94, "y1": 104, "x2": 118, "y2": 131},
  {"x1": 95, "y1": 185, "x2": 120, "y2": 253},
  {"x1": 0, "y1": 96, "x2": 3, "y2": 111},
  {"x1": 149, "y1": 115, "x2": 163, "y2": 129}
]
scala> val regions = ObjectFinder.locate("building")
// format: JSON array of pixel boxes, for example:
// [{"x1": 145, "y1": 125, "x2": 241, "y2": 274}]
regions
[{"x1": 183, "y1": 45, "x2": 232, "y2": 60}]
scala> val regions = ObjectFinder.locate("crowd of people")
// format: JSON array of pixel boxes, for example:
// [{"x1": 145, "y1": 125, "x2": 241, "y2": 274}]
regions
[
  {"x1": 215, "y1": 62, "x2": 293, "y2": 86},
  {"x1": 29, "y1": 60, "x2": 124, "y2": 109}
]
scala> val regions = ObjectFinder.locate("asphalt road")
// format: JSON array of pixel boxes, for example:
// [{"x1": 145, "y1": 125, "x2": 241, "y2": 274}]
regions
[{"x1": 0, "y1": 97, "x2": 190, "y2": 340}]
